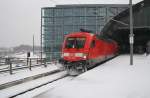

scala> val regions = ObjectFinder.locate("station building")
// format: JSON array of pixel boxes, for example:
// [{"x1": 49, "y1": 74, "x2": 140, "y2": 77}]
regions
[
  {"x1": 41, "y1": 4, "x2": 128, "y2": 60},
  {"x1": 102, "y1": 0, "x2": 150, "y2": 53}
]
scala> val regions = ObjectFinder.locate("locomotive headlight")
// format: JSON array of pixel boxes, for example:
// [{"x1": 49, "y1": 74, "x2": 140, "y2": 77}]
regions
[
  {"x1": 75, "y1": 53, "x2": 87, "y2": 58},
  {"x1": 63, "y1": 53, "x2": 69, "y2": 57},
  {"x1": 83, "y1": 53, "x2": 87, "y2": 59},
  {"x1": 83, "y1": 55, "x2": 87, "y2": 59},
  {"x1": 75, "y1": 53, "x2": 83, "y2": 57}
]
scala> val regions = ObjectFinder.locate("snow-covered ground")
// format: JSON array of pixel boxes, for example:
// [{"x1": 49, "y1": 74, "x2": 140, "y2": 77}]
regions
[
  {"x1": 0, "y1": 63, "x2": 60, "y2": 85},
  {"x1": 35, "y1": 55, "x2": 150, "y2": 98},
  {"x1": 0, "y1": 71, "x2": 68, "y2": 98},
  {"x1": 0, "y1": 63, "x2": 65, "y2": 98},
  {"x1": 16, "y1": 76, "x2": 73, "y2": 98}
]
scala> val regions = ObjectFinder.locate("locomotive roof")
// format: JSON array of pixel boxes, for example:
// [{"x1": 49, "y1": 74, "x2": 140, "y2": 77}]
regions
[
  {"x1": 65, "y1": 32, "x2": 94, "y2": 37},
  {"x1": 65, "y1": 32, "x2": 115, "y2": 43}
]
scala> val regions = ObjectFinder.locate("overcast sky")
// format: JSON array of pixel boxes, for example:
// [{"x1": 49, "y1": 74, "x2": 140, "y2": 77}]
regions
[{"x1": 0, "y1": 0, "x2": 142, "y2": 47}]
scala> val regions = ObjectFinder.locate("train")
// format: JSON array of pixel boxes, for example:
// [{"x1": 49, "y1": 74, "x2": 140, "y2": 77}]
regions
[{"x1": 60, "y1": 31, "x2": 119, "y2": 75}]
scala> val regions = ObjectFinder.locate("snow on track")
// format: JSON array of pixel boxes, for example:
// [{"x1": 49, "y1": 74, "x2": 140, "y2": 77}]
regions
[
  {"x1": 16, "y1": 76, "x2": 74, "y2": 98},
  {"x1": 35, "y1": 55, "x2": 150, "y2": 98},
  {"x1": 0, "y1": 71, "x2": 68, "y2": 98},
  {"x1": 0, "y1": 64, "x2": 58, "y2": 85}
]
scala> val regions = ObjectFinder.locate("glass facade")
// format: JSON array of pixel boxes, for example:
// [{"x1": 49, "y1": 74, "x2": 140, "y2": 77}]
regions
[{"x1": 41, "y1": 4, "x2": 128, "y2": 61}]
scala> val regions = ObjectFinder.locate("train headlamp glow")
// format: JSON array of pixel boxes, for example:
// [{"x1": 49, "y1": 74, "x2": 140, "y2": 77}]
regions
[
  {"x1": 62, "y1": 53, "x2": 87, "y2": 58},
  {"x1": 75, "y1": 53, "x2": 87, "y2": 58},
  {"x1": 83, "y1": 55, "x2": 87, "y2": 59},
  {"x1": 63, "y1": 53, "x2": 69, "y2": 56},
  {"x1": 63, "y1": 53, "x2": 69, "y2": 57}
]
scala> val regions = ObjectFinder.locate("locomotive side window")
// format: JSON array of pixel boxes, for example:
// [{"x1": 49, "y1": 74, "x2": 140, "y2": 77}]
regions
[
  {"x1": 65, "y1": 37, "x2": 86, "y2": 49},
  {"x1": 91, "y1": 40, "x2": 95, "y2": 48}
]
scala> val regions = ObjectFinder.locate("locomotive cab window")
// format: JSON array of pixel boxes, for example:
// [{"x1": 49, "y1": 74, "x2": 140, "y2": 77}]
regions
[
  {"x1": 65, "y1": 38, "x2": 75, "y2": 48},
  {"x1": 65, "y1": 37, "x2": 86, "y2": 49},
  {"x1": 91, "y1": 40, "x2": 95, "y2": 48}
]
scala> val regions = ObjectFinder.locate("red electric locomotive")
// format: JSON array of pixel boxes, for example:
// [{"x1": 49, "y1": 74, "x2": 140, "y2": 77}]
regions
[{"x1": 60, "y1": 31, "x2": 118, "y2": 75}]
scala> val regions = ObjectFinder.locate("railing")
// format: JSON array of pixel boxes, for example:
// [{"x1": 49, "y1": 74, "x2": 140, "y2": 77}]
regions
[{"x1": 0, "y1": 57, "x2": 48, "y2": 75}]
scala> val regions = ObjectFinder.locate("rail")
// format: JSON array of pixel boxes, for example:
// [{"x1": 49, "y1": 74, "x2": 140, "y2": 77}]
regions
[
  {"x1": 0, "y1": 69, "x2": 62, "y2": 90},
  {"x1": 8, "y1": 71, "x2": 68, "y2": 98}
]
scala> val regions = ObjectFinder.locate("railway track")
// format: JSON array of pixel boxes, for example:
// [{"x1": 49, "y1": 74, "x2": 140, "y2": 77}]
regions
[
  {"x1": 0, "y1": 69, "x2": 62, "y2": 90},
  {"x1": 0, "y1": 57, "x2": 118, "y2": 98},
  {"x1": 0, "y1": 70, "x2": 69, "y2": 98},
  {"x1": 9, "y1": 72, "x2": 68, "y2": 98}
]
